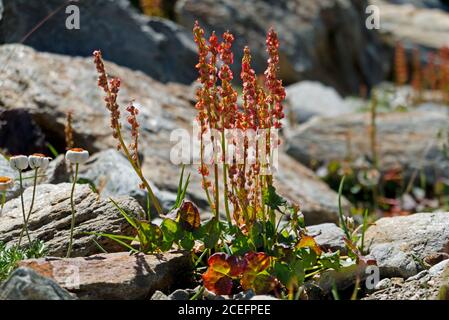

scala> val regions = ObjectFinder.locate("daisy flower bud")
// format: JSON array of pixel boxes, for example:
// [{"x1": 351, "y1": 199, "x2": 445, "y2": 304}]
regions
[
  {"x1": 66, "y1": 148, "x2": 90, "y2": 165},
  {"x1": 0, "y1": 176, "x2": 14, "y2": 191},
  {"x1": 10, "y1": 155, "x2": 29, "y2": 171},
  {"x1": 29, "y1": 153, "x2": 51, "y2": 170}
]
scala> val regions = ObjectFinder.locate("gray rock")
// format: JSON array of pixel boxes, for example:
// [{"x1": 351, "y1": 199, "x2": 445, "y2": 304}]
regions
[
  {"x1": 363, "y1": 259, "x2": 449, "y2": 300},
  {"x1": 286, "y1": 110, "x2": 449, "y2": 186},
  {"x1": 286, "y1": 81, "x2": 357, "y2": 124},
  {"x1": 19, "y1": 252, "x2": 192, "y2": 300},
  {"x1": 307, "y1": 223, "x2": 347, "y2": 254},
  {"x1": 151, "y1": 290, "x2": 169, "y2": 300},
  {"x1": 364, "y1": 212, "x2": 449, "y2": 278},
  {"x1": 371, "y1": 0, "x2": 449, "y2": 51},
  {"x1": 0, "y1": 44, "x2": 347, "y2": 225},
  {"x1": 0, "y1": 0, "x2": 197, "y2": 84},
  {"x1": 168, "y1": 289, "x2": 194, "y2": 300},
  {"x1": 0, "y1": 267, "x2": 76, "y2": 300},
  {"x1": 176, "y1": 0, "x2": 389, "y2": 95},
  {"x1": 44, "y1": 154, "x2": 69, "y2": 184},
  {"x1": 78, "y1": 149, "x2": 176, "y2": 213},
  {"x1": 0, "y1": 183, "x2": 144, "y2": 257}
]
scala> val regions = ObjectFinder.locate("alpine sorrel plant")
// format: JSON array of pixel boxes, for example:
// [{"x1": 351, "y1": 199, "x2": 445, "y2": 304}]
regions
[
  {"x1": 94, "y1": 24, "x2": 368, "y2": 299},
  {"x1": 93, "y1": 51, "x2": 162, "y2": 216},
  {"x1": 193, "y1": 22, "x2": 285, "y2": 230}
]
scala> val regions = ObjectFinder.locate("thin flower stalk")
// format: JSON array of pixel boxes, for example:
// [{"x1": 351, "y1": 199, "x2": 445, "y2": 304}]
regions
[
  {"x1": 10, "y1": 155, "x2": 31, "y2": 246},
  {"x1": 65, "y1": 148, "x2": 89, "y2": 257},
  {"x1": 93, "y1": 50, "x2": 162, "y2": 216},
  {"x1": 20, "y1": 154, "x2": 51, "y2": 245}
]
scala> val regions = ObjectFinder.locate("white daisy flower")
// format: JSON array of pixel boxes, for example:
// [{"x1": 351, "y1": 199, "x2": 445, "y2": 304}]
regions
[
  {"x1": 0, "y1": 176, "x2": 14, "y2": 191},
  {"x1": 29, "y1": 153, "x2": 51, "y2": 170},
  {"x1": 65, "y1": 148, "x2": 89, "y2": 164},
  {"x1": 10, "y1": 155, "x2": 29, "y2": 171}
]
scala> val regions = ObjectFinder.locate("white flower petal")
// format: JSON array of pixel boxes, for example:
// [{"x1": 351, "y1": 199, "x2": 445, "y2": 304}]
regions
[{"x1": 10, "y1": 155, "x2": 29, "y2": 171}]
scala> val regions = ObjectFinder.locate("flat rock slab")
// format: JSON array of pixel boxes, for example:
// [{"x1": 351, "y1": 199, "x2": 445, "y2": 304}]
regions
[
  {"x1": 286, "y1": 110, "x2": 449, "y2": 185},
  {"x1": 0, "y1": 183, "x2": 143, "y2": 257},
  {"x1": 364, "y1": 212, "x2": 449, "y2": 278},
  {"x1": 0, "y1": 267, "x2": 76, "y2": 300},
  {"x1": 19, "y1": 252, "x2": 192, "y2": 300}
]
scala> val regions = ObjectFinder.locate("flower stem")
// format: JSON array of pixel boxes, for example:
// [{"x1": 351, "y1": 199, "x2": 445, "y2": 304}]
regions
[
  {"x1": 67, "y1": 163, "x2": 79, "y2": 258},
  {"x1": 221, "y1": 129, "x2": 231, "y2": 226},
  {"x1": 0, "y1": 190, "x2": 5, "y2": 216},
  {"x1": 20, "y1": 168, "x2": 38, "y2": 244},
  {"x1": 116, "y1": 125, "x2": 163, "y2": 216},
  {"x1": 17, "y1": 171, "x2": 31, "y2": 246}
]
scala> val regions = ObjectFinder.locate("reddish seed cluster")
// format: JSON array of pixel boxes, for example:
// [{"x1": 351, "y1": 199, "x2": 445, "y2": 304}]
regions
[
  {"x1": 193, "y1": 22, "x2": 286, "y2": 227},
  {"x1": 264, "y1": 28, "x2": 285, "y2": 129},
  {"x1": 402, "y1": 43, "x2": 449, "y2": 103},
  {"x1": 395, "y1": 42, "x2": 408, "y2": 87},
  {"x1": 93, "y1": 50, "x2": 122, "y2": 146},
  {"x1": 126, "y1": 101, "x2": 140, "y2": 164}
]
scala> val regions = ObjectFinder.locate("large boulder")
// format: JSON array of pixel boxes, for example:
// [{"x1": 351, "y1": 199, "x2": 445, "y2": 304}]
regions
[
  {"x1": 0, "y1": 0, "x2": 197, "y2": 84},
  {"x1": 363, "y1": 212, "x2": 449, "y2": 278},
  {"x1": 0, "y1": 44, "x2": 348, "y2": 225},
  {"x1": 0, "y1": 183, "x2": 144, "y2": 257},
  {"x1": 371, "y1": 0, "x2": 449, "y2": 50},
  {"x1": 18, "y1": 252, "x2": 192, "y2": 300},
  {"x1": 285, "y1": 110, "x2": 449, "y2": 185},
  {"x1": 176, "y1": 0, "x2": 389, "y2": 95},
  {"x1": 286, "y1": 81, "x2": 357, "y2": 124}
]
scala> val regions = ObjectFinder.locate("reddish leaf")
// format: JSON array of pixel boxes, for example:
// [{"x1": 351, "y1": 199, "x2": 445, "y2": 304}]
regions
[
  {"x1": 202, "y1": 253, "x2": 246, "y2": 295},
  {"x1": 240, "y1": 252, "x2": 274, "y2": 294},
  {"x1": 202, "y1": 268, "x2": 233, "y2": 295},
  {"x1": 244, "y1": 252, "x2": 271, "y2": 274},
  {"x1": 179, "y1": 201, "x2": 201, "y2": 231},
  {"x1": 296, "y1": 235, "x2": 323, "y2": 256}
]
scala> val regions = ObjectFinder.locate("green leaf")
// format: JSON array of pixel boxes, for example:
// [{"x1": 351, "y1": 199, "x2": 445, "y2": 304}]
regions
[
  {"x1": 77, "y1": 178, "x2": 98, "y2": 194},
  {"x1": 161, "y1": 218, "x2": 181, "y2": 242},
  {"x1": 86, "y1": 232, "x2": 138, "y2": 253},
  {"x1": 320, "y1": 251, "x2": 341, "y2": 270},
  {"x1": 250, "y1": 221, "x2": 264, "y2": 249},
  {"x1": 46, "y1": 142, "x2": 59, "y2": 158},
  {"x1": 199, "y1": 218, "x2": 221, "y2": 249},
  {"x1": 110, "y1": 198, "x2": 139, "y2": 229},
  {"x1": 274, "y1": 261, "x2": 291, "y2": 286},
  {"x1": 263, "y1": 185, "x2": 287, "y2": 211},
  {"x1": 172, "y1": 165, "x2": 191, "y2": 210},
  {"x1": 180, "y1": 231, "x2": 195, "y2": 250}
]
